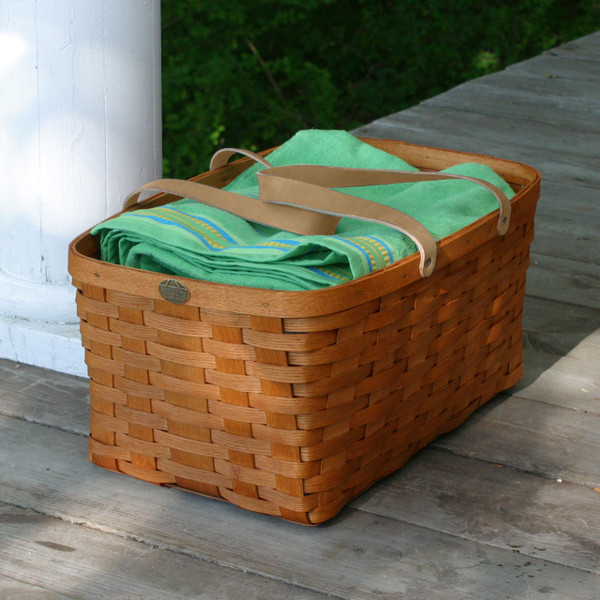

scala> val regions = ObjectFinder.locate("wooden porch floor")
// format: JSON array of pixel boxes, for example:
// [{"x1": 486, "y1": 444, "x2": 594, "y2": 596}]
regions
[{"x1": 1, "y1": 32, "x2": 599, "y2": 600}]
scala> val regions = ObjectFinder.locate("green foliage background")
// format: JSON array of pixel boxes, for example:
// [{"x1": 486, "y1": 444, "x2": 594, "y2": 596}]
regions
[{"x1": 161, "y1": 0, "x2": 600, "y2": 178}]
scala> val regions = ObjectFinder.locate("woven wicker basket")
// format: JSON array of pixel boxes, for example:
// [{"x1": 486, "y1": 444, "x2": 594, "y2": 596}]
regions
[{"x1": 68, "y1": 138, "x2": 540, "y2": 524}]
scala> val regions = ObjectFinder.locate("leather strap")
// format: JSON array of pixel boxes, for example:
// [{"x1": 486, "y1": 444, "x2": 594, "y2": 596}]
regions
[
  {"x1": 210, "y1": 147, "x2": 273, "y2": 171},
  {"x1": 259, "y1": 164, "x2": 511, "y2": 236},
  {"x1": 257, "y1": 167, "x2": 438, "y2": 277},
  {"x1": 123, "y1": 177, "x2": 436, "y2": 276},
  {"x1": 123, "y1": 148, "x2": 512, "y2": 278},
  {"x1": 123, "y1": 178, "x2": 341, "y2": 236},
  {"x1": 209, "y1": 147, "x2": 511, "y2": 235}
]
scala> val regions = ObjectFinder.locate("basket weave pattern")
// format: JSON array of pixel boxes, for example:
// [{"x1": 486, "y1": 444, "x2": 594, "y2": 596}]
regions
[{"x1": 73, "y1": 221, "x2": 531, "y2": 525}]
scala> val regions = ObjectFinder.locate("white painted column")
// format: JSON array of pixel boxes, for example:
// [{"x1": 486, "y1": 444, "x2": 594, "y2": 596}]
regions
[{"x1": 0, "y1": 0, "x2": 161, "y2": 376}]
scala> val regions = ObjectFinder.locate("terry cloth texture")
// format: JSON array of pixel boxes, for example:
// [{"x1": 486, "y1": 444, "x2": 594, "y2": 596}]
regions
[{"x1": 92, "y1": 130, "x2": 515, "y2": 291}]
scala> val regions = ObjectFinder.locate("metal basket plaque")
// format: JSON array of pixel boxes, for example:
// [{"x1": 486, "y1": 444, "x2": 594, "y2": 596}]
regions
[{"x1": 158, "y1": 279, "x2": 190, "y2": 304}]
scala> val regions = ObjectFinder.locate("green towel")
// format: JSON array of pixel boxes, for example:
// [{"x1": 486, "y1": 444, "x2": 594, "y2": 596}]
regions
[{"x1": 92, "y1": 130, "x2": 515, "y2": 291}]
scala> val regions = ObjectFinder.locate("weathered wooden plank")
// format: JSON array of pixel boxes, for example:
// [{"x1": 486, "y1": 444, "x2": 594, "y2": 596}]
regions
[
  {"x1": 531, "y1": 216, "x2": 599, "y2": 266},
  {"x1": 535, "y1": 180, "x2": 600, "y2": 266},
  {"x1": 419, "y1": 71, "x2": 600, "y2": 132},
  {"x1": 2, "y1": 417, "x2": 599, "y2": 600},
  {"x1": 351, "y1": 449, "x2": 600, "y2": 573},
  {"x1": 437, "y1": 68, "x2": 600, "y2": 107},
  {"x1": 531, "y1": 182, "x2": 600, "y2": 264},
  {"x1": 554, "y1": 31, "x2": 600, "y2": 55},
  {"x1": 527, "y1": 252, "x2": 600, "y2": 309},
  {"x1": 507, "y1": 51, "x2": 600, "y2": 81},
  {"x1": 516, "y1": 335, "x2": 600, "y2": 413},
  {"x1": 0, "y1": 575, "x2": 75, "y2": 600},
  {"x1": 537, "y1": 180, "x2": 600, "y2": 222},
  {"x1": 365, "y1": 104, "x2": 600, "y2": 164},
  {"x1": 0, "y1": 504, "x2": 331, "y2": 600},
  {"x1": 522, "y1": 178, "x2": 599, "y2": 268},
  {"x1": 507, "y1": 32, "x2": 600, "y2": 75},
  {"x1": 0, "y1": 359, "x2": 89, "y2": 435},
  {"x1": 519, "y1": 296, "x2": 600, "y2": 412},
  {"x1": 353, "y1": 119, "x2": 600, "y2": 189},
  {"x1": 523, "y1": 296, "x2": 600, "y2": 354},
  {"x1": 432, "y1": 394, "x2": 600, "y2": 488}
]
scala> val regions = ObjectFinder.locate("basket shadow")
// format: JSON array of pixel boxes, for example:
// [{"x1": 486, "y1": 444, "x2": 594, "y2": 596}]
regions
[{"x1": 513, "y1": 291, "x2": 600, "y2": 392}]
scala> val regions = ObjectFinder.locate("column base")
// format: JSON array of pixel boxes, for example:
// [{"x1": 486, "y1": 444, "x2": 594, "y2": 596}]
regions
[{"x1": 0, "y1": 316, "x2": 86, "y2": 377}]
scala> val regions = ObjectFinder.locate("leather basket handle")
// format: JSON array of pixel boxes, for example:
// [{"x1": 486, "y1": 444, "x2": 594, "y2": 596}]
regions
[
  {"x1": 208, "y1": 148, "x2": 511, "y2": 235},
  {"x1": 123, "y1": 148, "x2": 511, "y2": 278},
  {"x1": 209, "y1": 147, "x2": 273, "y2": 170}
]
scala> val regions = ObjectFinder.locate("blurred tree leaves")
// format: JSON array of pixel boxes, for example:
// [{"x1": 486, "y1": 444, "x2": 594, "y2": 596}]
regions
[{"x1": 161, "y1": 0, "x2": 600, "y2": 178}]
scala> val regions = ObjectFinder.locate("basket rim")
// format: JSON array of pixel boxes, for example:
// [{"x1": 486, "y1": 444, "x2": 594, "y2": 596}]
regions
[{"x1": 68, "y1": 138, "x2": 540, "y2": 319}]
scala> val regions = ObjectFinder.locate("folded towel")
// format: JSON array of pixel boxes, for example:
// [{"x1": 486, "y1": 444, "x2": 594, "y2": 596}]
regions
[{"x1": 92, "y1": 130, "x2": 515, "y2": 290}]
